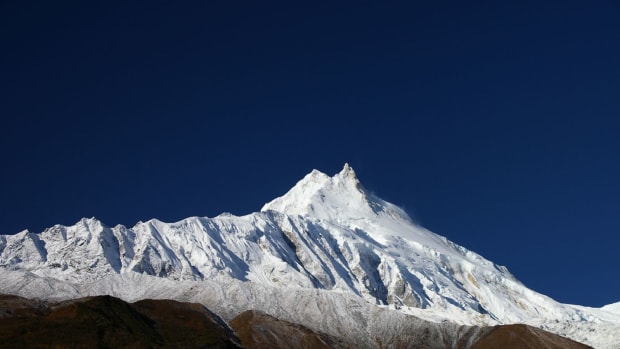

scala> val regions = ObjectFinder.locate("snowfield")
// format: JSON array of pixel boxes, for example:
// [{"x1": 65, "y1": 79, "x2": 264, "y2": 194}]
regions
[{"x1": 1, "y1": 164, "x2": 618, "y2": 348}]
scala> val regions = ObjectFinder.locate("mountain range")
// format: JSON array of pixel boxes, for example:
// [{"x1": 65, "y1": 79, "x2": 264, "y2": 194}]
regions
[{"x1": 1, "y1": 164, "x2": 618, "y2": 348}]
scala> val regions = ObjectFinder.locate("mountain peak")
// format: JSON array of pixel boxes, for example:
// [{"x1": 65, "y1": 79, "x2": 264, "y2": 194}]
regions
[
  {"x1": 302, "y1": 163, "x2": 358, "y2": 185},
  {"x1": 340, "y1": 162, "x2": 355, "y2": 176},
  {"x1": 261, "y1": 164, "x2": 386, "y2": 222}
]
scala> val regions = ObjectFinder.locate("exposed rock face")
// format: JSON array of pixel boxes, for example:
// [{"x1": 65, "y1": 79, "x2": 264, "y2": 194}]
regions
[
  {"x1": 229, "y1": 310, "x2": 592, "y2": 349},
  {"x1": 230, "y1": 310, "x2": 350, "y2": 349},
  {"x1": 470, "y1": 324, "x2": 592, "y2": 349},
  {"x1": 0, "y1": 295, "x2": 243, "y2": 349}
]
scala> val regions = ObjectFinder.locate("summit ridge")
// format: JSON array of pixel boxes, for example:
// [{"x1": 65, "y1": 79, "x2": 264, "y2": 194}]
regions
[{"x1": 261, "y1": 164, "x2": 406, "y2": 224}]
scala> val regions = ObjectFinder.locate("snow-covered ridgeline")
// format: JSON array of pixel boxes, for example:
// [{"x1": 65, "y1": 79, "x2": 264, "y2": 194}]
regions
[{"x1": 0, "y1": 164, "x2": 618, "y2": 348}]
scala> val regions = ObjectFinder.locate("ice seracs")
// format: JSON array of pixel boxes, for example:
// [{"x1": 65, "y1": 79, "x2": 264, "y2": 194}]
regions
[{"x1": 0, "y1": 163, "x2": 619, "y2": 349}]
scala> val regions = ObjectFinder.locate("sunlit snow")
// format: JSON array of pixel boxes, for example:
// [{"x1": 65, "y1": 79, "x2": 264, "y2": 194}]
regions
[{"x1": 0, "y1": 164, "x2": 618, "y2": 348}]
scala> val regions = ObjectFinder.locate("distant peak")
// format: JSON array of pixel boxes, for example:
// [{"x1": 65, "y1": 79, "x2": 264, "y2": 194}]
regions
[
  {"x1": 76, "y1": 217, "x2": 104, "y2": 231},
  {"x1": 303, "y1": 163, "x2": 357, "y2": 183},
  {"x1": 308, "y1": 168, "x2": 329, "y2": 180},
  {"x1": 341, "y1": 162, "x2": 353, "y2": 174},
  {"x1": 261, "y1": 163, "x2": 388, "y2": 221},
  {"x1": 298, "y1": 163, "x2": 363, "y2": 194},
  {"x1": 338, "y1": 163, "x2": 357, "y2": 181},
  {"x1": 79, "y1": 217, "x2": 101, "y2": 225}
]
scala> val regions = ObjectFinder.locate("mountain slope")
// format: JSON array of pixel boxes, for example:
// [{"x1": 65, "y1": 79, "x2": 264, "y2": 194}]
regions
[
  {"x1": 0, "y1": 293, "x2": 592, "y2": 349},
  {"x1": 470, "y1": 324, "x2": 591, "y2": 349},
  {"x1": 0, "y1": 294, "x2": 243, "y2": 349},
  {"x1": 0, "y1": 164, "x2": 618, "y2": 348},
  {"x1": 230, "y1": 310, "x2": 348, "y2": 349},
  {"x1": 603, "y1": 302, "x2": 620, "y2": 315}
]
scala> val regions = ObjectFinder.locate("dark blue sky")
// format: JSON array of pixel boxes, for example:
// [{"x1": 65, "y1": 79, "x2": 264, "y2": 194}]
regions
[{"x1": 1, "y1": 1, "x2": 619, "y2": 307}]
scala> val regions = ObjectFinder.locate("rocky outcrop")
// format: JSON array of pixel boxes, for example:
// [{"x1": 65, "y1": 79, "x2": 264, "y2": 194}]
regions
[{"x1": 0, "y1": 295, "x2": 242, "y2": 349}]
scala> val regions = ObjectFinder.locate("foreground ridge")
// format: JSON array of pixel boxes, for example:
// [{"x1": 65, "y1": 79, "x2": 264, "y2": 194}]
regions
[
  {"x1": 0, "y1": 294, "x2": 242, "y2": 349},
  {"x1": 0, "y1": 294, "x2": 592, "y2": 349},
  {"x1": 0, "y1": 164, "x2": 618, "y2": 348}
]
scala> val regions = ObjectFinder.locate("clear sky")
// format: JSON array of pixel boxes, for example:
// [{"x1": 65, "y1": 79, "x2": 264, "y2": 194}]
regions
[{"x1": 1, "y1": 1, "x2": 619, "y2": 307}]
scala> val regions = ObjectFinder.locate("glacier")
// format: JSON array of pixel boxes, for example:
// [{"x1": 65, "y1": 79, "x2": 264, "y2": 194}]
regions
[{"x1": 0, "y1": 164, "x2": 618, "y2": 348}]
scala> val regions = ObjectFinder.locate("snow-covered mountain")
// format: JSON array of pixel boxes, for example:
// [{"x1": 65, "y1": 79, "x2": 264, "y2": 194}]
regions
[
  {"x1": 1, "y1": 164, "x2": 618, "y2": 348},
  {"x1": 603, "y1": 302, "x2": 620, "y2": 315}
]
